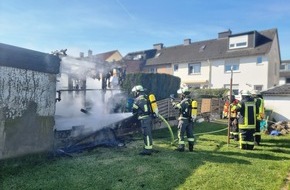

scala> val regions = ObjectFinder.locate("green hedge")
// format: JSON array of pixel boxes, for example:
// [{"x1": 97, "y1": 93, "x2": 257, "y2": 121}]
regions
[
  {"x1": 121, "y1": 73, "x2": 181, "y2": 100},
  {"x1": 192, "y1": 88, "x2": 229, "y2": 98}
]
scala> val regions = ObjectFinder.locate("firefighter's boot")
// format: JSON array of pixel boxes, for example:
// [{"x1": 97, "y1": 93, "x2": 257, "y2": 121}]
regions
[
  {"x1": 175, "y1": 144, "x2": 185, "y2": 152},
  {"x1": 139, "y1": 149, "x2": 152, "y2": 156},
  {"x1": 189, "y1": 143, "x2": 194, "y2": 152}
]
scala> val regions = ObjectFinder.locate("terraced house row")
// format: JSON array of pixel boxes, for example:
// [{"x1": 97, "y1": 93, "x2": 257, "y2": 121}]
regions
[{"x1": 123, "y1": 28, "x2": 281, "y2": 97}]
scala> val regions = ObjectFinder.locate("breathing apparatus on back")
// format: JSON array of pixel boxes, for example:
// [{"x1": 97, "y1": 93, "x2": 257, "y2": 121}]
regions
[
  {"x1": 177, "y1": 83, "x2": 198, "y2": 120},
  {"x1": 148, "y1": 94, "x2": 159, "y2": 117},
  {"x1": 131, "y1": 85, "x2": 159, "y2": 117}
]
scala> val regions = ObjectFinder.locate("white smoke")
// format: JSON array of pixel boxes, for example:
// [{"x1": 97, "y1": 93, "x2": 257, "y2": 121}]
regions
[{"x1": 55, "y1": 55, "x2": 131, "y2": 132}]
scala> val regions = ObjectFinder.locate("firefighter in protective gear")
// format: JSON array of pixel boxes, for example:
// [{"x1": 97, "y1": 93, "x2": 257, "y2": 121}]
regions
[
  {"x1": 229, "y1": 95, "x2": 239, "y2": 141},
  {"x1": 132, "y1": 85, "x2": 154, "y2": 155},
  {"x1": 172, "y1": 84, "x2": 195, "y2": 152},
  {"x1": 223, "y1": 99, "x2": 230, "y2": 119},
  {"x1": 251, "y1": 90, "x2": 264, "y2": 145},
  {"x1": 237, "y1": 90, "x2": 256, "y2": 150}
]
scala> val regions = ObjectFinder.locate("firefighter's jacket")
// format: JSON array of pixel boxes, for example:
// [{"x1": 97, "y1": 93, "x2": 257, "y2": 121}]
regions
[
  {"x1": 173, "y1": 97, "x2": 192, "y2": 121},
  {"x1": 237, "y1": 97, "x2": 256, "y2": 129},
  {"x1": 255, "y1": 97, "x2": 265, "y2": 120},
  {"x1": 223, "y1": 101, "x2": 229, "y2": 118},
  {"x1": 229, "y1": 100, "x2": 239, "y2": 118},
  {"x1": 132, "y1": 94, "x2": 151, "y2": 120}
]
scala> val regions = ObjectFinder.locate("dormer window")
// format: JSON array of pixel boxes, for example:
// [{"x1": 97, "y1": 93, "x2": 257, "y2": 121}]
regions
[
  {"x1": 155, "y1": 52, "x2": 161, "y2": 57},
  {"x1": 229, "y1": 35, "x2": 248, "y2": 49}
]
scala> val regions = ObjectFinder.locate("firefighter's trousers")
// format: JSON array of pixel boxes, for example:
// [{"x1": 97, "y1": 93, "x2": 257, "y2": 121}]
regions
[
  {"x1": 254, "y1": 119, "x2": 262, "y2": 145},
  {"x1": 239, "y1": 128, "x2": 255, "y2": 150},
  {"x1": 229, "y1": 117, "x2": 239, "y2": 141},
  {"x1": 140, "y1": 117, "x2": 153, "y2": 150},
  {"x1": 177, "y1": 119, "x2": 194, "y2": 150}
]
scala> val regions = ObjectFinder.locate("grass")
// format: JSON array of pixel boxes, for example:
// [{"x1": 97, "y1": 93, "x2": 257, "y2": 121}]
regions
[{"x1": 1, "y1": 120, "x2": 290, "y2": 190}]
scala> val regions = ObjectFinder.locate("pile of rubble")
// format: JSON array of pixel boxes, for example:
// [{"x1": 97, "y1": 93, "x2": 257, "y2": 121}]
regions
[{"x1": 266, "y1": 121, "x2": 290, "y2": 135}]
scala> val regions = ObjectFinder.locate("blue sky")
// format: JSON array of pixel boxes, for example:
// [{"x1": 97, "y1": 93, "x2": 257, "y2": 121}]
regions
[{"x1": 1, "y1": 0, "x2": 290, "y2": 60}]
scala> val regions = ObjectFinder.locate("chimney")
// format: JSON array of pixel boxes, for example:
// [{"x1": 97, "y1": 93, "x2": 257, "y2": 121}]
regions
[
  {"x1": 80, "y1": 52, "x2": 84, "y2": 58},
  {"x1": 218, "y1": 29, "x2": 232, "y2": 39},
  {"x1": 153, "y1": 43, "x2": 163, "y2": 50},
  {"x1": 88, "y1": 49, "x2": 93, "y2": 57},
  {"x1": 184, "y1": 38, "x2": 191, "y2": 45}
]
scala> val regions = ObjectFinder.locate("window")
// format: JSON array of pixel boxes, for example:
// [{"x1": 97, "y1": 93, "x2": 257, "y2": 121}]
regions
[
  {"x1": 155, "y1": 52, "x2": 161, "y2": 57},
  {"x1": 280, "y1": 64, "x2": 286, "y2": 70},
  {"x1": 225, "y1": 64, "x2": 239, "y2": 72},
  {"x1": 173, "y1": 64, "x2": 179, "y2": 72},
  {"x1": 287, "y1": 64, "x2": 290, "y2": 71},
  {"x1": 188, "y1": 63, "x2": 201, "y2": 74},
  {"x1": 225, "y1": 59, "x2": 239, "y2": 72},
  {"x1": 229, "y1": 35, "x2": 248, "y2": 49},
  {"x1": 236, "y1": 42, "x2": 247, "y2": 47},
  {"x1": 286, "y1": 78, "x2": 290, "y2": 83},
  {"x1": 199, "y1": 45, "x2": 206, "y2": 52},
  {"x1": 232, "y1": 89, "x2": 239, "y2": 95},
  {"x1": 149, "y1": 68, "x2": 156, "y2": 73},
  {"x1": 254, "y1": 85, "x2": 263, "y2": 91},
  {"x1": 224, "y1": 84, "x2": 239, "y2": 95},
  {"x1": 257, "y1": 56, "x2": 263, "y2": 65}
]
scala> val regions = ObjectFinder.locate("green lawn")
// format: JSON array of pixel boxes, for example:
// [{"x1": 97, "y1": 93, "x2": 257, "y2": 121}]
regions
[{"x1": 1, "y1": 121, "x2": 290, "y2": 190}]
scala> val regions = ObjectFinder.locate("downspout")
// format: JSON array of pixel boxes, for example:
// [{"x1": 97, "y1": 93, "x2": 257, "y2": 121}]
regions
[{"x1": 208, "y1": 59, "x2": 212, "y2": 89}]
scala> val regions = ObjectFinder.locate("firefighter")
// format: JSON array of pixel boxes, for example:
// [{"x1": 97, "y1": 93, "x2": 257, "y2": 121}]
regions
[
  {"x1": 171, "y1": 84, "x2": 195, "y2": 152},
  {"x1": 229, "y1": 95, "x2": 239, "y2": 141},
  {"x1": 251, "y1": 90, "x2": 265, "y2": 145},
  {"x1": 236, "y1": 90, "x2": 256, "y2": 150},
  {"x1": 222, "y1": 98, "x2": 230, "y2": 119},
  {"x1": 131, "y1": 85, "x2": 154, "y2": 155}
]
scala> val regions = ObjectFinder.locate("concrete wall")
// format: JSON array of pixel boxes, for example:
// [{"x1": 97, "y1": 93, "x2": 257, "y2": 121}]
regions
[
  {"x1": 0, "y1": 66, "x2": 57, "y2": 159},
  {"x1": 0, "y1": 43, "x2": 60, "y2": 159},
  {"x1": 267, "y1": 33, "x2": 281, "y2": 88},
  {"x1": 263, "y1": 96, "x2": 290, "y2": 121}
]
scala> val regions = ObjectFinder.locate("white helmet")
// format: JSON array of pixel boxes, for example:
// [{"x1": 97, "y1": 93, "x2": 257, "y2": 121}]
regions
[
  {"x1": 240, "y1": 90, "x2": 251, "y2": 96},
  {"x1": 131, "y1": 85, "x2": 144, "y2": 93},
  {"x1": 177, "y1": 83, "x2": 190, "y2": 95},
  {"x1": 131, "y1": 85, "x2": 144, "y2": 97},
  {"x1": 251, "y1": 90, "x2": 260, "y2": 96}
]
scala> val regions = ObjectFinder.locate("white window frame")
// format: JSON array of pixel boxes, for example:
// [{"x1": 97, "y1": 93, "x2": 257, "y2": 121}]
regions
[
  {"x1": 225, "y1": 59, "x2": 240, "y2": 73},
  {"x1": 229, "y1": 35, "x2": 248, "y2": 49},
  {"x1": 188, "y1": 63, "x2": 201, "y2": 75}
]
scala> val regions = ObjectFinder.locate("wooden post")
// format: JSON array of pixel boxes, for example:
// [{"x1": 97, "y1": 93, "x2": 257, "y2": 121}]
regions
[{"x1": 227, "y1": 67, "x2": 233, "y2": 146}]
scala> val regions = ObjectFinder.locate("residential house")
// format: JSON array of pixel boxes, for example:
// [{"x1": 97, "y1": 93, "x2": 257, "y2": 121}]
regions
[
  {"x1": 279, "y1": 60, "x2": 290, "y2": 84},
  {"x1": 79, "y1": 49, "x2": 122, "y2": 62},
  {"x1": 125, "y1": 28, "x2": 281, "y2": 97},
  {"x1": 261, "y1": 84, "x2": 290, "y2": 121},
  {"x1": 122, "y1": 49, "x2": 156, "y2": 73}
]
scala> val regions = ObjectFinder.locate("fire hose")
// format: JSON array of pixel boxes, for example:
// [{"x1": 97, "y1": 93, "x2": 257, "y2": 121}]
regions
[{"x1": 156, "y1": 113, "x2": 175, "y2": 145}]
